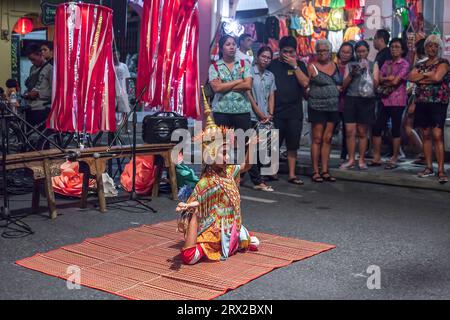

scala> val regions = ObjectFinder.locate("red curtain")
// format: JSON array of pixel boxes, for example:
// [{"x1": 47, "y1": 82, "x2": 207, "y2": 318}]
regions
[
  {"x1": 47, "y1": 3, "x2": 116, "y2": 134},
  {"x1": 137, "y1": 0, "x2": 200, "y2": 118}
]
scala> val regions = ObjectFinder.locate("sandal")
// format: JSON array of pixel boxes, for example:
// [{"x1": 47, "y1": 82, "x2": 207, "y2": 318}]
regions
[
  {"x1": 339, "y1": 161, "x2": 355, "y2": 170},
  {"x1": 253, "y1": 183, "x2": 274, "y2": 192},
  {"x1": 321, "y1": 172, "x2": 336, "y2": 182},
  {"x1": 384, "y1": 162, "x2": 398, "y2": 170},
  {"x1": 368, "y1": 160, "x2": 383, "y2": 167},
  {"x1": 359, "y1": 162, "x2": 368, "y2": 170},
  {"x1": 438, "y1": 172, "x2": 449, "y2": 184},
  {"x1": 288, "y1": 177, "x2": 304, "y2": 185},
  {"x1": 311, "y1": 172, "x2": 324, "y2": 183},
  {"x1": 418, "y1": 167, "x2": 435, "y2": 178}
]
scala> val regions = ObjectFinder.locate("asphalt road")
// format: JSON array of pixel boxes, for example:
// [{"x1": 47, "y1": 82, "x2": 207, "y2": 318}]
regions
[{"x1": 1, "y1": 176, "x2": 450, "y2": 300}]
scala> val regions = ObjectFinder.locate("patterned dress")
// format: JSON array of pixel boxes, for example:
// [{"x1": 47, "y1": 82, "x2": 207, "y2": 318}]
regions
[{"x1": 187, "y1": 165, "x2": 251, "y2": 261}]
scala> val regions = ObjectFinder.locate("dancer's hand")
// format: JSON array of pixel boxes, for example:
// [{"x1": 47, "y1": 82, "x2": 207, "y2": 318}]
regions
[{"x1": 176, "y1": 201, "x2": 199, "y2": 212}]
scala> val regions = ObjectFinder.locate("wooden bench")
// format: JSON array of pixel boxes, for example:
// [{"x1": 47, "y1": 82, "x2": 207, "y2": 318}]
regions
[{"x1": 3, "y1": 143, "x2": 178, "y2": 219}]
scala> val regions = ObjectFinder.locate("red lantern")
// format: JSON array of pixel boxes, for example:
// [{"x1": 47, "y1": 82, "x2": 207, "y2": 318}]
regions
[{"x1": 14, "y1": 17, "x2": 34, "y2": 35}]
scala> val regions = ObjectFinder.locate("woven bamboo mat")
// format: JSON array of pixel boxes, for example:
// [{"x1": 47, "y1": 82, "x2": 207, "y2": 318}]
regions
[{"x1": 16, "y1": 220, "x2": 335, "y2": 300}]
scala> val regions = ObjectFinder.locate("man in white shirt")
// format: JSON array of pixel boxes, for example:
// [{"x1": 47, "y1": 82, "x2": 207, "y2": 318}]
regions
[
  {"x1": 236, "y1": 33, "x2": 254, "y2": 64},
  {"x1": 113, "y1": 50, "x2": 131, "y2": 129}
]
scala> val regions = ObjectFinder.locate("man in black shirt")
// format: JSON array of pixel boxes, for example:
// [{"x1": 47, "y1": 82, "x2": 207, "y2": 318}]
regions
[
  {"x1": 374, "y1": 29, "x2": 391, "y2": 69},
  {"x1": 267, "y1": 36, "x2": 309, "y2": 185}
]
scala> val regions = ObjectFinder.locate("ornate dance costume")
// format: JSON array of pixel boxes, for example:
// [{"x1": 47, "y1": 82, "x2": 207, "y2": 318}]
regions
[{"x1": 178, "y1": 88, "x2": 259, "y2": 265}]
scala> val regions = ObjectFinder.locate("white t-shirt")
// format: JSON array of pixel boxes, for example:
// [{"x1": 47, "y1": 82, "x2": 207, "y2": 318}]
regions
[
  {"x1": 236, "y1": 49, "x2": 253, "y2": 65},
  {"x1": 114, "y1": 62, "x2": 131, "y2": 113}
]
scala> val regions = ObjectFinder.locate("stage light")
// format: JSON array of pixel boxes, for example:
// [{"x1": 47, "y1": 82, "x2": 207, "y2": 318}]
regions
[{"x1": 223, "y1": 18, "x2": 244, "y2": 37}]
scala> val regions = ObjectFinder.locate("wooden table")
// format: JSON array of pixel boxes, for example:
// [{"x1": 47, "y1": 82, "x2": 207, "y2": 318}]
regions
[{"x1": 3, "y1": 143, "x2": 178, "y2": 219}]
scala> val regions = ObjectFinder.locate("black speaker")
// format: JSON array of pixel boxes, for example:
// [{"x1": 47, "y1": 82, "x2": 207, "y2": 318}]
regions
[{"x1": 142, "y1": 112, "x2": 188, "y2": 144}]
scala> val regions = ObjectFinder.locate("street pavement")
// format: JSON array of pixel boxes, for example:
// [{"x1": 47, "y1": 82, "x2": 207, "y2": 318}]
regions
[{"x1": 1, "y1": 175, "x2": 450, "y2": 300}]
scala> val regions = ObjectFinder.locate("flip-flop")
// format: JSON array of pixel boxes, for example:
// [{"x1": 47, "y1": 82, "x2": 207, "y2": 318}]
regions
[
  {"x1": 359, "y1": 163, "x2": 369, "y2": 170},
  {"x1": 253, "y1": 184, "x2": 274, "y2": 192},
  {"x1": 384, "y1": 163, "x2": 398, "y2": 170},
  {"x1": 438, "y1": 172, "x2": 449, "y2": 184},
  {"x1": 288, "y1": 177, "x2": 304, "y2": 185},
  {"x1": 368, "y1": 161, "x2": 383, "y2": 167},
  {"x1": 339, "y1": 162, "x2": 355, "y2": 170}
]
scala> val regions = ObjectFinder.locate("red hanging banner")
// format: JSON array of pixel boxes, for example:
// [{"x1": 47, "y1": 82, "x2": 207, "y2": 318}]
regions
[
  {"x1": 137, "y1": 0, "x2": 200, "y2": 118},
  {"x1": 47, "y1": 2, "x2": 116, "y2": 134}
]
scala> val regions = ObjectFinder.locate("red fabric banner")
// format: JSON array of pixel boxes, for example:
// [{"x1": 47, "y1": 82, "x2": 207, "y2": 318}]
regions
[
  {"x1": 137, "y1": 0, "x2": 200, "y2": 118},
  {"x1": 47, "y1": 3, "x2": 116, "y2": 134}
]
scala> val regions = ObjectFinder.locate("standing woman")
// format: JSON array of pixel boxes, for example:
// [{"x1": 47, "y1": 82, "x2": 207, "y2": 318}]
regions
[
  {"x1": 371, "y1": 38, "x2": 410, "y2": 169},
  {"x1": 403, "y1": 39, "x2": 427, "y2": 164},
  {"x1": 408, "y1": 35, "x2": 450, "y2": 184},
  {"x1": 341, "y1": 40, "x2": 379, "y2": 170},
  {"x1": 209, "y1": 35, "x2": 253, "y2": 131},
  {"x1": 246, "y1": 46, "x2": 277, "y2": 191},
  {"x1": 307, "y1": 39, "x2": 341, "y2": 182},
  {"x1": 336, "y1": 42, "x2": 355, "y2": 163}
]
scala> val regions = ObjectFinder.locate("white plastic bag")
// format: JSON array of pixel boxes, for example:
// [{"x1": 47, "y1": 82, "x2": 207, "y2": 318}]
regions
[
  {"x1": 102, "y1": 173, "x2": 118, "y2": 197},
  {"x1": 358, "y1": 64, "x2": 374, "y2": 97}
]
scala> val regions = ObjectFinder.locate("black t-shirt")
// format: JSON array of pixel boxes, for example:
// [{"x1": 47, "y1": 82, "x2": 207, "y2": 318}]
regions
[
  {"x1": 375, "y1": 47, "x2": 392, "y2": 69},
  {"x1": 267, "y1": 59, "x2": 308, "y2": 119}
]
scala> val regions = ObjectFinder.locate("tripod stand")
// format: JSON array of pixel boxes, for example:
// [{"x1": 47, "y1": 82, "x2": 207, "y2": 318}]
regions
[
  {"x1": 1, "y1": 100, "x2": 75, "y2": 237},
  {"x1": 0, "y1": 100, "x2": 34, "y2": 237},
  {"x1": 105, "y1": 82, "x2": 157, "y2": 213}
]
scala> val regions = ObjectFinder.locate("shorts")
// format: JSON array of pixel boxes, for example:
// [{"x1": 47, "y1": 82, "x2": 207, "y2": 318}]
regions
[
  {"x1": 308, "y1": 106, "x2": 340, "y2": 125},
  {"x1": 414, "y1": 102, "x2": 449, "y2": 129},
  {"x1": 373, "y1": 105, "x2": 405, "y2": 138},
  {"x1": 274, "y1": 117, "x2": 303, "y2": 151},
  {"x1": 344, "y1": 96, "x2": 376, "y2": 125}
]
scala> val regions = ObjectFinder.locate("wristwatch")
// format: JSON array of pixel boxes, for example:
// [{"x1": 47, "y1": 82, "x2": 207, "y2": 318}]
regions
[{"x1": 292, "y1": 65, "x2": 298, "y2": 70}]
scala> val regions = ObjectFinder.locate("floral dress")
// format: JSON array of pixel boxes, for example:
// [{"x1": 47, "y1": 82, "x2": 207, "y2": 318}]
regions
[
  {"x1": 187, "y1": 165, "x2": 252, "y2": 261},
  {"x1": 415, "y1": 58, "x2": 450, "y2": 105}
]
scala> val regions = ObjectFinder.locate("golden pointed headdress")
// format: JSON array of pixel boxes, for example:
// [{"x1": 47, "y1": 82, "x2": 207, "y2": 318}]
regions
[{"x1": 198, "y1": 86, "x2": 233, "y2": 161}]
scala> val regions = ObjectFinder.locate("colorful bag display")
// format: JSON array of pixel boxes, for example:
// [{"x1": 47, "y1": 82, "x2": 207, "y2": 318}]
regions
[
  {"x1": 344, "y1": 26, "x2": 362, "y2": 42},
  {"x1": 297, "y1": 16, "x2": 314, "y2": 37},
  {"x1": 330, "y1": 0, "x2": 346, "y2": 8},
  {"x1": 328, "y1": 8, "x2": 346, "y2": 31},
  {"x1": 345, "y1": 0, "x2": 361, "y2": 10},
  {"x1": 315, "y1": 0, "x2": 331, "y2": 7},
  {"x1": 302, "y1": 2, "x2": 317, "y2": 22},
  {"x1": 297, "y1": 36, "x2": 313, "y2": 56},
  {"x1": 314, "y1": 12, "x2": 329, "y2": 29},
  {"x1": 328, "y1": 30, "x2": 344, "y2": 53}
]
